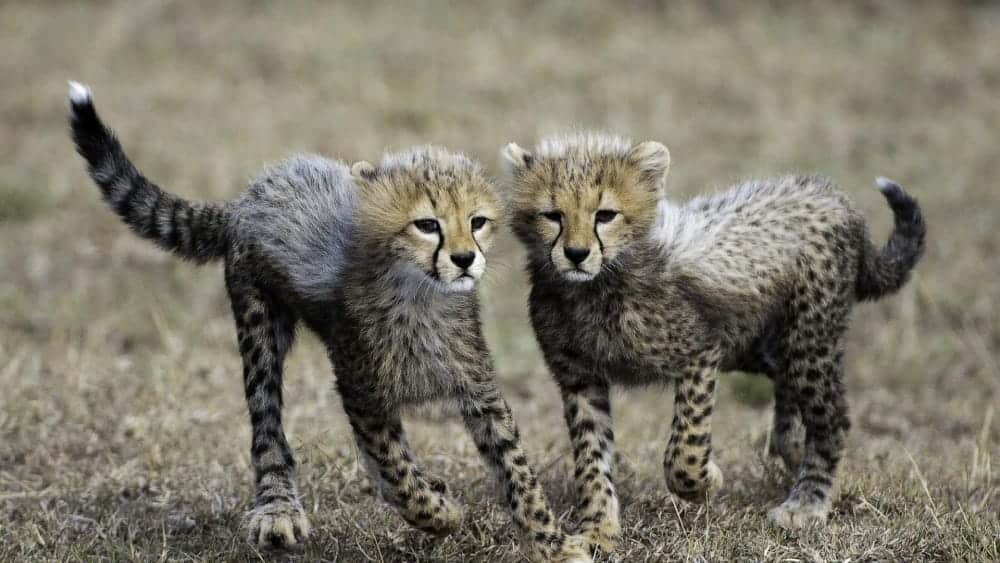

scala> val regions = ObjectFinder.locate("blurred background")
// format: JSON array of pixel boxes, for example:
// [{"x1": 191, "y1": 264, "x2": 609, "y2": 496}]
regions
[{"x1": 1, "y1": 1, "x2": 997, "y2": 560}]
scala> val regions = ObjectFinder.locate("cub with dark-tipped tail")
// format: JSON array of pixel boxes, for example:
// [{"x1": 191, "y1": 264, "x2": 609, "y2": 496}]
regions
[{"x1": 67, "y1": 83, "x2": 592, "y2": 563}]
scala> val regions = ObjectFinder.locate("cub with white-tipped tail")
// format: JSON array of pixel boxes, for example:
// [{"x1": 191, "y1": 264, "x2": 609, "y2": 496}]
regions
[
  {"x1": 500, "y1": 132, "x2": 925, "y2": 551},
  {"x1": 67, "y1": 83, "x2": 592, "y2": 563}
]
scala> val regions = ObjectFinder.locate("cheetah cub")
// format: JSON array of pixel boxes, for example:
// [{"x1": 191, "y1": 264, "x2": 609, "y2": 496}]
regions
[
  {"x1": 500, "y1": 133, "x2": 925, "y2": 549},
  {"x1": 67, "y1": 83, "x2": 591, "y2": 563}
]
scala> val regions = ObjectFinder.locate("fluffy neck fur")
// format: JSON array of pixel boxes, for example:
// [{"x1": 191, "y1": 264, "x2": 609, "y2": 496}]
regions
[{"x1": 342, "y1": 243, "x2": 476, "y2": 315}]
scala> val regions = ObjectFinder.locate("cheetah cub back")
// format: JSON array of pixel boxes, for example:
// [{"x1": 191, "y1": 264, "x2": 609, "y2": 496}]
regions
[
  {"x1": 500, "y1": 132, "x2": 925, "y2": 552},
  {"x1": 67, "y1": 82, "x2": 591, "y2": 563}
]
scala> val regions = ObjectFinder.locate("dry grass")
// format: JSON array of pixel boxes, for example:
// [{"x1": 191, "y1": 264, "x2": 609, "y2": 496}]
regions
[{"x1": 2, "y1": 1, "x2": 998, "y2": 561}]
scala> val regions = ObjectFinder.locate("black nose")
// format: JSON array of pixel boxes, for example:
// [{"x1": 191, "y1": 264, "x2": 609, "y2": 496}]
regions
[
  {"x1": 564, "y1": 247, "x2": 590, "y2": 265},
  {"x1": 450, "y1": 251, "x2": 475, "y2": 269}
]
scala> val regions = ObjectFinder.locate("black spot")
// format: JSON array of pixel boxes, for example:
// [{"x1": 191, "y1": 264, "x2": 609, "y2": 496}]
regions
[
  {"x1": 380, "y1": 468, "x2": 400, "y2": 484},
  {"x1": 590, "y1": 397, "x2": 611, "y2": 414},
  {"x1": 534, "y1": 509, "x2": 550, "y2": 525},
  {"x1": 685, "y1": 433, "x2": 708, "y2": 446},
  {"x1": 247, "y1": 311, "x2": 265, "y2": 327}
]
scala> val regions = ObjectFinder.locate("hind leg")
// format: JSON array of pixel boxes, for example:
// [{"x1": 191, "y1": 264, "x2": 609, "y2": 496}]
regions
[
  {"x1": 342, "y1": 402, "x2": 464, "y2": 535},
  {"x1": 768, "y1": 293, "x2": 851, "y2": 528},
  {"x1": 227, "y1": 273, "x2": 308, "y2": 548},
  {"x1": 769, "y1": 378, "x2": 806, "y2": 470},
  {"x1": 739, "y1": 344, "x2": 805, "y2": 469}
]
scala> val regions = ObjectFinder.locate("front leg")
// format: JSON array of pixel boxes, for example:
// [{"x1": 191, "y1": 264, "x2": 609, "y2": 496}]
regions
[
  {"x1": 461, "y1": 387, "x2": 591, "y2": 563},
  {"x1": 664, "y1": 350, "x2": 724, "y2": 503},
  {"x1": 343, "y1": 403, "x2": 464, "y2": 535},
  {"x1": 561, "y1": 383, "x2": 619, "y2": 553}
]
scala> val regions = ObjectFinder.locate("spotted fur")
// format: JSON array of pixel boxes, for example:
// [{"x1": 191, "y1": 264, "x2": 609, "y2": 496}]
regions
[
  {"x1": 501, "y1": 132, "x2": 926, "y2": 549},
  {"x1": 68, "y1": 83, "x2": 590, "y2": 563}
]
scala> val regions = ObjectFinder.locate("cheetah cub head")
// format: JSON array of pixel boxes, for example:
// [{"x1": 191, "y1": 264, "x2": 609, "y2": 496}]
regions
[
  {"x1": 500, "y1": 133, "x2": 670, "y2": 282},
  {"x1": 351, "y1": 146, "x2": 501, "y2": 293}
]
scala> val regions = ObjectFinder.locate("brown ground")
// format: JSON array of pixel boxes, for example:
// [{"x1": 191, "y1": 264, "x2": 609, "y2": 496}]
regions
[{"x1": 1, "y1": 1, "x2": 998, "y2": 561}]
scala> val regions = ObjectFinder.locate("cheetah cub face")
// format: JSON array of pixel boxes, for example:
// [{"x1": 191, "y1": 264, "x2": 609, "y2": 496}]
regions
[
  {"x1": 501, "y1": 134, "x2": 670, "y2": 282},
  {"x1": 351, "y1": 148, "x2": 501, "y2": 293}
]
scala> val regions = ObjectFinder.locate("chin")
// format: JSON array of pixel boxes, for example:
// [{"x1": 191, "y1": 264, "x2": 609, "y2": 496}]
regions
[
  {"x1": 562, "y1": 270, "x2": 597, "y2": 282},
  {"x1": 439, "y1": 276, "x2": 477, "y2": 293}
]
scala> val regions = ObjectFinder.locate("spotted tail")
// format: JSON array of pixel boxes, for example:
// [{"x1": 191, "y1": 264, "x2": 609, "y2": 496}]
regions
[{"x1": 67, "y1": 81, "x2": 229, "y2": 263}]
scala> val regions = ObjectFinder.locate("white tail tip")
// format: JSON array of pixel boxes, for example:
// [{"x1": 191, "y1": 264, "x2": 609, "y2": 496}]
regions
[
  {"x1": 67, "y1": 80, "x2": 92, "y2": 104},
  {"x1": 875, "y1": 176, "x2": 898, "y2": 193}
]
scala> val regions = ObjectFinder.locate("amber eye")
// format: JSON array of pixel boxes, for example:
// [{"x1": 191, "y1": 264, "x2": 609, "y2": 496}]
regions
[
  {"x1": 414, "y1": 219, "x2": 440, "y2": 234},
  {"x1": 471, "y1": 216, "x2": 488, "y2": 231},
  {"x1": 595, "y1": 210, "x2": 619, "y2": 224},
  {"x1": 541, "y1": 211, "x2": 562, "y2": 222}
]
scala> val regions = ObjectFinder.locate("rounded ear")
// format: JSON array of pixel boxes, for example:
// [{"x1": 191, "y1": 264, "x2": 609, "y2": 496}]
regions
[
  {"x1": 627, "y1": 141, "x2": 671, "y2": 190},
  {"x1": 350, "y1": 161, "x2": 377, "y2": 183},
  {"x1": 499, "y1": 142, "x2": 533, "y2": 177}
]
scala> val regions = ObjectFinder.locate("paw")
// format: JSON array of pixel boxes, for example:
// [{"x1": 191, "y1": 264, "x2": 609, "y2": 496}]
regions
[
  {"x1": 767, "y1": 498, "x2": 830, "y2": 529},
  {"x1": 406, "y1": 492, "x2": 464, "y2": 535},
  {"x1": 244, "y1": 498, "x2": 310, "y2": 549},
  {"x1": 665, "y1": 459, "x2": 723, "y2": 504},
  {"x1": 524, "y1": 532, "x2": 594, "y2": 563}
]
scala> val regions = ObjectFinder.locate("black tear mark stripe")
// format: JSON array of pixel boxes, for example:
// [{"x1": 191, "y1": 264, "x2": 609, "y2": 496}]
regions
[
  {"x1": 472, "y1": 231, "x2": 484, "y2": 257},
  {"x1": 593, "y1": 189, "x2": 606, "y2": 255},
  {"x1": 423, "y1": 187, "x2": 444, "y2": 280},
  {"x1": 593, "y1": 221, "x2": 605, "y2": 255},
  {"x1": 547, "y1": 194, "x2": 563, "y2": 256},
  {"x1": 549, "y1": 220, "x2": 563, "y2": 257},
  {"x1": 432, "y1": 230, "x2": 444, "y2": 280}
]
